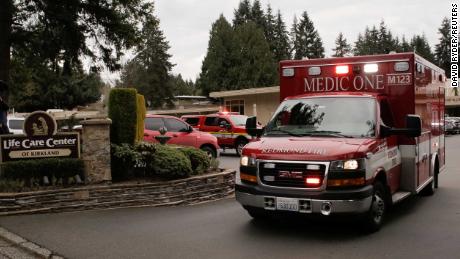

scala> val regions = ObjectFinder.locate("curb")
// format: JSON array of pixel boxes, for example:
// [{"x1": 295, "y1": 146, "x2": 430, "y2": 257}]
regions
[{"x1": 0, "y1": 226, "x2": 64, "y2": 259}]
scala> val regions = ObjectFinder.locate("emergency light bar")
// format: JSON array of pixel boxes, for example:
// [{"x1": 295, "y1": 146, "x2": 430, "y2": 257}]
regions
[
  {"x1": 394, "y1": 62, "x2": 409, "y2": 72},
  {"x1": 335, "y1": 65, "x2": 349, "y2": 74},
  {"x1": 282, "y1": 68, "x2": 294, "y2": 77},
  {"x1": 308, "y1": 67, "x2": 321, "y2": 76},
  {"x1": 364, "y1": 63, "x2": 378, "y2": 73}
]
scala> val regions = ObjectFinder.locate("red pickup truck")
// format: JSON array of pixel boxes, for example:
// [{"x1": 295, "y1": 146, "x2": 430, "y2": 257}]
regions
[{"x1": 181, "y1": 112, "x2": 251, "y2": 156}]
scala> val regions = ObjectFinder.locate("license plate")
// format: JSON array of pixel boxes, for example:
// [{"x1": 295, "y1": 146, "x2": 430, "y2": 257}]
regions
[{"x1": 276, "y1": 197, "x2": 299, "y2": 212}]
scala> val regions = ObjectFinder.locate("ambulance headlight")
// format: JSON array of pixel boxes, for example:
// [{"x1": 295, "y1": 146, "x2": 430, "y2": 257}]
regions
[
  {"x1": 240, "y1": 156, "x2": 256, "y2": 167},
  {"x1": 330, "y1": 159, "x2": 365, "y2": 170}
]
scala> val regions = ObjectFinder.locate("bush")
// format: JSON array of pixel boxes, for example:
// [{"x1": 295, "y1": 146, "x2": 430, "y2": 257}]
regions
[
  {"x1": 148, "y1": 145, "x2": 192, "y2": 179},
  {"x1": 0, "y1": 179, "x2": 25, "y2": 192},
  {"x1": 179, "y1": 147, "x2": 210, "y2": 175},
  {"x1": 108, "y1": 88, "x2": 138, "y2": 145},
  {"x1": 0, "y1": 158, "x2": 84, "y2": 187},
  {"x1": 136, "y1": 94, "x2": 146, "y2": 143}
]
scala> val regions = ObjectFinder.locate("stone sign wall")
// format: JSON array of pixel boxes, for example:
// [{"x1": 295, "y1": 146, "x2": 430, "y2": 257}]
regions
[{"x1": 80, "y1": 119, "x2": 112, "y2": 183}]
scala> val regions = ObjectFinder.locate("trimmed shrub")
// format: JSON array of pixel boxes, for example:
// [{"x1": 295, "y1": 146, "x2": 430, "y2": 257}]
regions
[
  {"x1": 136, "y1": 94, "x2": 146, "y2": 143},
  {"x1": 0, "y1": 158, "x2": 84, "y2": 187},
  {"x1": 148, "y1": 145, "x2": 192, "y2": 179},
  {"x1": 179, "y1": 147, "x2": 210, "y2": 175},
  {"x1": 108, "y1": 88, "x2": 138, "y2": 145}
]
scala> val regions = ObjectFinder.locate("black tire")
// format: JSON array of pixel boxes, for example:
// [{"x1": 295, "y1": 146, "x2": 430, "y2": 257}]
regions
[
  {"x1": 245, "y1": 207, "x2": 269, "y2": 220},
  {"x1": 235, "y1": 138, "x2": 248, "y2": 156},
  {"x1": 363, "y1": 182, "x2": 387, "y2": 233},
  {"x1": 420, "y1": 178, "x2": 435, "y2": 196},
  {"x1": 200, "y1": 145, "x2": 217, "y2": 159}
]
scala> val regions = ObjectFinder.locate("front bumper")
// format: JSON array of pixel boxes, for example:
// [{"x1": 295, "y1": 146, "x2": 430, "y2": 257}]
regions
[{"x1": 236, "y1": 183, "x2": 373, "y2": 215}]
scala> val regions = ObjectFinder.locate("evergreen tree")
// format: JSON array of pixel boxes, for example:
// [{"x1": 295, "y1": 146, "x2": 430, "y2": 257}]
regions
[
  {"x1": 292, "y1": 11, "x2": 324, "y2": 59},
  {"x1": 264, "y1": 5, "x2": 277, "y2": 55},
  {"x1": 170, "y1": 74, "x2": 196, "y2": 96},
  {"x1": 378, "y1": 21, "x2": 397, "y2": 53},
  {"x1": 197, "y1": 15, "x2": 237, "y2": 95},
  {"x1": 399, "y1": 35, "x2": 412, "y2": 52},
  {"x1": 272, "y1": 10, "x2": 291, "y2": 61},
  {"x1": 120, "y1": 16, "x2": 174, "y2": 108},
  {"x1": 232, "y1": 22, "x2": 277, "y2": 89},
  {"x1": 251, "y1": 0, "x2": 265, "y2": 29},
  {"x1": 353, "y1": 33, "x2": 365, "y2": 55},
  {"x1": 1, "y1": 0, "x2": 153, "y2": 99},
  {"x1": 332, "y1": 32, "x2": 352, "y2": 57},
  {"x1": 411, "y1": 34, "x2": 435, "y2": 62},
  {"x1": 435, "y1": 17, "x2": 452, "y2": 78},
  {"x1": 233, "y1": 0, "x2": 252, "y2": 27}
]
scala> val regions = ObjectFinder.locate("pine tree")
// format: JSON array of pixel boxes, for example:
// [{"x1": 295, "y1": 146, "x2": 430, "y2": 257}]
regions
[
  {"x1": 411, "y1": 34, "x2": 435, "y2": 62},
  {"x1": 353, "y1": 33, "x2": 365, "y2": 55},
  {"x1": 292, "y1": 11, "x2": 324, "y2": 59},
  {"x1": 197, "y1": 15, "x2": 237, "y2": 95},
  {"x1": 264, "y1": 5, "x2": 276, "y2": 55},
  {"x1": 400, "y1": 35, "x2": 412, "y2": 52},
  {"x1": 332, "y1": 32, "x2": 352, "y2": 57},
  {"x1": 378, "y1": 20, "x2": 396, "y2": 54},
  {"x1": 435, "y1": 17, "x2": 452, "y2": 78},
  {"x1": 272, "y1": 10, "x2": 291, "y2": 61},
  {"x1": 233, "y1": 0, "x2": 252, "y2": 27},
  {"x1": 120, "y1": 16, "x2": 174, "y2": 108},
  {"x1": 232, "y1": 22, "x2": 277, "y2": 89},
  {"x1": 251, "y1": 0, "x2": 265, "y2": 29}
]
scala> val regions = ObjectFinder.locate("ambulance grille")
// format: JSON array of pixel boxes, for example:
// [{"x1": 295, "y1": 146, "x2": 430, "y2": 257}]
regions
[{"x1": 258, "y1": 162, "x2": 326, "y2": 189}]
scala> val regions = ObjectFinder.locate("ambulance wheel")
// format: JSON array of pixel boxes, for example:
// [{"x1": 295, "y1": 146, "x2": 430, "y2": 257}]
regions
[
  {"x1": 235, "y1": 138, "x2": 248, "y2": 156},
  {"x1": 420, "y1": 178, "x2": 434, "y2": 196},
  {"x1": 363, "y1": 182, "x2": 387, "y2": 233}
]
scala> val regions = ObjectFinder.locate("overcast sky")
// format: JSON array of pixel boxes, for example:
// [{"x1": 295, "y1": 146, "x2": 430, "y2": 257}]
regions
[{"x1": 103, "y1": 0, "x2": 452, "y2": 83}]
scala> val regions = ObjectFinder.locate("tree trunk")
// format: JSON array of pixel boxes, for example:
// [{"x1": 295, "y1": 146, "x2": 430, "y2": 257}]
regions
[{"x1": 0, "y1": 0, "x2": 13, "y2": 99}]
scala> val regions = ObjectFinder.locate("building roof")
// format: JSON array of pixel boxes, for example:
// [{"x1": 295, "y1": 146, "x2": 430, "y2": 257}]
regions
[
  {"x1": 210, "y1": 86, "x2": 280, "y2": 98},
  {"x1": 148, "y1": 106, "x2": 220, "y2": 115}
]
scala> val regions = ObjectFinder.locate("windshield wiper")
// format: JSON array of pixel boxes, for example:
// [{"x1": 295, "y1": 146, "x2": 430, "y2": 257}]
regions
[
  {"x1": 309, "y1": 130, "x2": 354, "y2": 138},
  {"x1": 265, "y1": 128, "x2": 309, "y2": 137}
]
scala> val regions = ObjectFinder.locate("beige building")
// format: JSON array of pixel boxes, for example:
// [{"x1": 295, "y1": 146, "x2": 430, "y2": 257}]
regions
[{"x1": 210, "y1": 86, "x2": 280, "y2": 125}]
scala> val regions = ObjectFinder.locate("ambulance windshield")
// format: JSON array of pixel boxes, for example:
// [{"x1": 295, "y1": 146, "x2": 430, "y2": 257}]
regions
[{"x1": 264, "y1": 97, "x2": 376, "y2": 138}]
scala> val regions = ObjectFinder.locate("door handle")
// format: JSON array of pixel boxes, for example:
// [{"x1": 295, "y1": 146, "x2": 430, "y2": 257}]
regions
[
  {"x1": 144, "y1": 133, "x2": 149, "y2": 137},
  {"x1": 173, "y1": 134, "x2": 178, "y2": 137}
]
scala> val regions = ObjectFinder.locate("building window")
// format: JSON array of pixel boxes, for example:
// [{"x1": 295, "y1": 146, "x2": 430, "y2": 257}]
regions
[{"x1": 225, "y1": 100, "x2": 245, "y2": 115}]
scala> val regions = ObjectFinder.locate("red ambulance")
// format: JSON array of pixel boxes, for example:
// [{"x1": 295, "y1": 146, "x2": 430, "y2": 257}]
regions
[{"x1": 236, "y1": 53, "x2": 446, "y2": 231}]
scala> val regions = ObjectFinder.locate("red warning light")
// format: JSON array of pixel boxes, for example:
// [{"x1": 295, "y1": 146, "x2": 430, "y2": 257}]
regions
[{"x1": 335, "y1": 65, "x2": 349, "y2": 75}]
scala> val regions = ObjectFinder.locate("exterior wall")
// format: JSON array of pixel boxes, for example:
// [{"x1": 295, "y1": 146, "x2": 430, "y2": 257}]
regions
[{"x1": 225, "y1": 92, "x2": 279, "y2": 125}]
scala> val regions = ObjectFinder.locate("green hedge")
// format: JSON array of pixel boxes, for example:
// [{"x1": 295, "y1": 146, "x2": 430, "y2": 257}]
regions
[
  {"x1": 111, "y1": 143, "x2": 214, "y2": 180},
  {"x1": 108, "y1": 88, "x2": 138, "y2": 145},
  {"x1": 179, "y1": 147, "x2": 210, "y2": 175},
  {"x1": 0, "y1": 158, "x2": 84, "y2": 188},
  {"x1": 149, "y1": 145, "x2": 193, "y2": 179}
]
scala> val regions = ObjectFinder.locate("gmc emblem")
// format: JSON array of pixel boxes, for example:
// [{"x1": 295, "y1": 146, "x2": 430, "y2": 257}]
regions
[{"x1": 278, "y1": 171, "x2": 303, "y2": 179}]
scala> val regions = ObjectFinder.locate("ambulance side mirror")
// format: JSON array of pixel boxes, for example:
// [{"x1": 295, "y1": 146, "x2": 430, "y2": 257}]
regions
[
  {"x1": 405, "y1": 115, "x2": 422, "y2": 137},
  {"x1": 246, "y1": 116, "x2": 263, "y2": 138},
  {"x1": 381, "y1": 115, "x2": 421, "y2": 138}
]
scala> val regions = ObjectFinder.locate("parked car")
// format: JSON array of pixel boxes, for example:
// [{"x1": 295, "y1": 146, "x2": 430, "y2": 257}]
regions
[
  {"x1": 7, "y1": 116, "x2": 25, "y2": 134},
  {"x1": 144, "y1": 114, "x2": 219, "y2": 158},
  {"x1": 181, "y1": 112, "x2": 253, "y2": 156},
  {"x1": 446, "y1": 117, "x2": 460, "y2": 134}
]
